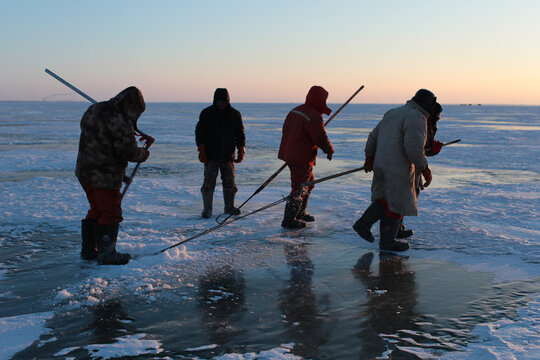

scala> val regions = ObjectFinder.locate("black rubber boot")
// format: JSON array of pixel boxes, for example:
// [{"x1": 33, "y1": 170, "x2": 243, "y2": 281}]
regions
[
  {"x1": 396, "y1": 220, "x2": 414, "y2": 239},
  {"x1": 96, "y1": 224, "x2": 131, "y2": 265},
  {"x1": 281, "y1": 196, "x2": 307, "y2": 229},
  {"x1": 353, "y1": 201, "x2": 384, "y2": 243},
  {"x1": 379, "y1": 216, "x2": 410, "y2": 252},
  {"x1": 223, "y1": 188, "x2": 241, "y2": 215},
  {"x1": 81, "y1": 218, "x2": 98, "y2": 260},
  {"x1": 201, "y1": 189, "x2": 213, "y2": 219},
  {"x1": 297, "y1": 193, "x2": 315, "y2": 222}
]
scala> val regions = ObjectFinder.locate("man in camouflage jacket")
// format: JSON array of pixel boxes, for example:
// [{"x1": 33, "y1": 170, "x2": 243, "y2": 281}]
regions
[{"x1": 76, "y1": 86, "x2": 150, "y2": 265}]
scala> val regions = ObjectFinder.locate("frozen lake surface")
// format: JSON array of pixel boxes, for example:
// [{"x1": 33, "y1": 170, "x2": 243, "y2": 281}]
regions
[{"x1": 0, "y1": 101, "x2": 539, "y2": 359}]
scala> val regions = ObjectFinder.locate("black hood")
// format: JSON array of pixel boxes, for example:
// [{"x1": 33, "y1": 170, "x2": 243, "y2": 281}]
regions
[
  {"x1": 411, "y1": 89, "x2": 436, "y2": 115},
  {"x1": 213, "y1": 88, "x2": 230, "y2": 106}
]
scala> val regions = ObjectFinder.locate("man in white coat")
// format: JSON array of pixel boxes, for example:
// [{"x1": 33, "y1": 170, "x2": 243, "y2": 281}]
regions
[{"x1": 353, "y1": 89, "x2": 437, "y2": 252}]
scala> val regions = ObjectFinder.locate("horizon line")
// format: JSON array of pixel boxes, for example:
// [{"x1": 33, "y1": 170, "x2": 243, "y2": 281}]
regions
[{"x1": 1, "y1": 100, "x2": 539, "y2": 107}]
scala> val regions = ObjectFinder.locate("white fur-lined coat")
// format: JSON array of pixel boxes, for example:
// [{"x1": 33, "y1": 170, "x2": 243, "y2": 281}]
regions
[{"x1": 365, "y1": 101, "x2": 429, "y2": 216}]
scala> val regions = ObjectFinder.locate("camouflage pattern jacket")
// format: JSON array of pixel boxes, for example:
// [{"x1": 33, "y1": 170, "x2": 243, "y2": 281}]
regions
[{"x1": 76, "y1": 87, "x2": 148, "y2": 189}]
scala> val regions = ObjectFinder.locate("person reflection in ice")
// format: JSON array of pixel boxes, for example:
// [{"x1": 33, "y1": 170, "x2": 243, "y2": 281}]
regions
[
  {"x1": 351, "y1": 252, "x2": 417, "y2": 357},
  {"x1": 88, "y1": 299, "x2": 134, "y2": 344},
  {"x1": 197, "y1": 265, "x2": 246, "y2": 345},
  {"x1": 279, "y1": 243, "x2": 329, "y2": 358}
]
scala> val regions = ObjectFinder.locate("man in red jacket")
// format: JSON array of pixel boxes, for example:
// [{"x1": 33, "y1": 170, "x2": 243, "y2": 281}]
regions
[{"x1": 278, "y1": 86, "x2": 334, "y2": 228}]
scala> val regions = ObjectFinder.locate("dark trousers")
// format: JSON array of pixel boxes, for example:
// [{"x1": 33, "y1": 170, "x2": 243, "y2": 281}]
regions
[
  {"x1": 288, "y1": 164, "x2": 314, "y2": 199},
  {"x1": 201, "y1": 161, "x2": 237, "y2": 194},
  {"x1": 80, "y1": 181, "x2": 123, "y2": 225}
]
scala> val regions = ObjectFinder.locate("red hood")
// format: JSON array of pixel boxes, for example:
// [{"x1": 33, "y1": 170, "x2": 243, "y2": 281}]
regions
[{"x1": 305, "y1": 86, "x2": 331, "y2": 115}]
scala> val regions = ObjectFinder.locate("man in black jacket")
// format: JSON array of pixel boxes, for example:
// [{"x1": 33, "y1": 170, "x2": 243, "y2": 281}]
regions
[{"x1": 195, "y1": 88, "x2": 246, "y2": 218}]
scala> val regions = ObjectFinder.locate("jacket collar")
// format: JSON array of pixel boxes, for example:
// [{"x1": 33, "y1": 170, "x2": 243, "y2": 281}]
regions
[{"x1": 406, "y1": 100, "x2": 430, "y2": 118}]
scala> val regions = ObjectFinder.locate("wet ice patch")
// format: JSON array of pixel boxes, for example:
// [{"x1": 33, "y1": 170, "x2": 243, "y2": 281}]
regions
[
  {"x1": 54, "y1": 333, "x2": 163, "y2": 359},
  {"x1": 0, "y1": 268, "x2": 8, "y2": 281},
  {"x1": 209, "y1": 343, "x2": 301, "y2": 359},
  {"x1": 412, "y1": 249, "x2": 540, "y2": 284},
  {"x1": 441, "y1": 296, "x2": 540, "y2": 360},
  {"x1": 0, "y1": 311, "x2": 53, "y2": 360},
  {"x1": 187, "y1": 343, "x2": 219, "y2": 351}
]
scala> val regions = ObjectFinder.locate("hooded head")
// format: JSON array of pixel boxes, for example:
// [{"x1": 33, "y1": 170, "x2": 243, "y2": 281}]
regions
[
  {"x1": 428, "y1": 102, "x2": 442, "y2": 125},
  {"x1": 305, "y1": 86, "x2": 332, "y2": 115},
  {"x1": 411, "y1": 89, "x2": 437, "y2": 114},
  {"x1": 109, "y1": 86, "x2": 146, "y2": 126},
  {"x1": 432, "y1": 102, "x2": 442, "y2": 119},
  {"x1": 213, "y1": 88, "x2": 230, "y2": 109}
]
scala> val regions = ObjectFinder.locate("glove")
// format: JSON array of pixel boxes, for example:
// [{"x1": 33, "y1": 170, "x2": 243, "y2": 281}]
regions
[
  {"x1": 430, "y1": 140, "x2": 443, "y2": 155},
  {"x1": 321, "y1": 139, "x2": 334, "y2": 161},
  {"x1": 234, "y1": 147, "x2": 245, "y2": 163},
  {"x1": 421, "y1": 165, "x2": 432, "y2": 188},
  {"x1": 364, "y1": 155, "x2": 374, "y2": 172},
  {"x1": 142, "y1": 149, "x2": 150, "y2": 162},
  {"x1": 198, "y1": 145, "x2": 207, "y2": 163},
  {"x1": 138, "y1": 134, "x2": 155, "y2": 148}
]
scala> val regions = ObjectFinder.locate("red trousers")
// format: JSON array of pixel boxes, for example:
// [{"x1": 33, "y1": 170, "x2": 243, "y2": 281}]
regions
[
  {"x1": 288, "y1": 164, "x2": 314, "y2": 199},
  {"x1": 378, "y1": 199, "x2": 404, "y2": 220},
  {"x1": 80, "y1": 182, "x2": 123, "y2": 225}
]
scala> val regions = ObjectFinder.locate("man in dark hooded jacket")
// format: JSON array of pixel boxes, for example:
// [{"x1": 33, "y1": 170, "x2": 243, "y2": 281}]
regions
[
  {"x1": 76, "y1": 86, "x2": 150, "y2": 265},
  {"x1": 195, "y1": 88, "x2": 246, "y2": 219},
  {"x1": 278, "y1": 86, "x2": 334, "y2": 229}
]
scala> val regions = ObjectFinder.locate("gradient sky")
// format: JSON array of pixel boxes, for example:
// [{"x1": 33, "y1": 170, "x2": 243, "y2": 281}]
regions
[{"x1": 1, "y1": 0, "x2": 539, "y2": 104}]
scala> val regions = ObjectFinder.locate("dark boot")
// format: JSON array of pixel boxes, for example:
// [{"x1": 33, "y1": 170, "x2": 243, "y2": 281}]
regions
[
  {"x1": 81, "y1": 218, "x2": 98, "y2": 260},
  {"x1": 201, "y1": 189, "x2": 213, "y2": 219},
  {"x1": 297, "y1": 194, "x2": 315, "y2": 222},
  {"x1": 96, "y1": 224, "x2": 131, "y2": 265},
  {"x1": 223, "y1": 188, "x2": 241, "y2": 215},
  {"x1": 353, "y1": 201, "x2": 384, "y2": 243},
  {"x1": 396, "y1": 220, "x2": 414, "y2": 239},
  {"x1": 379, "y1": 216, "x2": 410, "y2": 252},
  {"x1": 281, "y1": 196, "x2": 306, "y2": 229}
]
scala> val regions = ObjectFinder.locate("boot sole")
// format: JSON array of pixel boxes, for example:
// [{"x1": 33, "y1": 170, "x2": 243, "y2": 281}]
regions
[
  {"x1": 281, "y1": 222, "x2": 307, "y2": 229},
  {"x1": 396, "y1": 230, "x2": 414, "y2": 239}
]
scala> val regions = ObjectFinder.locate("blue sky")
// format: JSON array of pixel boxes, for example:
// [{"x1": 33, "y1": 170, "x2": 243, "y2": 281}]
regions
[{"x1": 1, "y1": 0, "x2": 539, "y2": 104}]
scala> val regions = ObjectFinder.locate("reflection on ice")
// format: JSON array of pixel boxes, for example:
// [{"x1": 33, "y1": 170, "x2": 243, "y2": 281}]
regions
[
  {"x1": 198, "y1": 265, "x2": 247, "y2": 345},
  {"x1": 279, "y1": 243, "x2": 329, "y2": 358}
]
